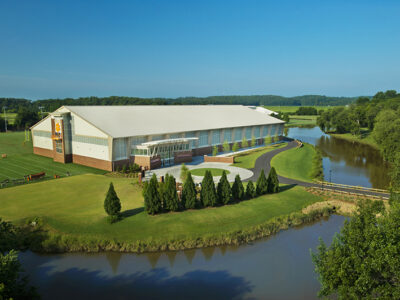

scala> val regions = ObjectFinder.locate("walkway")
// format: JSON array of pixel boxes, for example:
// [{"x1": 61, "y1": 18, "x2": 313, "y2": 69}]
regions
[{"x1": 246, "y1": 138, "x2": 390, "y2": 199}]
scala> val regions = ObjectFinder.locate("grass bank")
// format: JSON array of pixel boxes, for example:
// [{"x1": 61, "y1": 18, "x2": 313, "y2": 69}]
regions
[
  {"x1": 330, "y1": 130, "x2": 378, "y2": 149},
  {"x1": 0, "y1": 173, "x2": 325, "y2": 253},
  {"x1": 271, "y1": 143, "x2": 315, "y2": 182},
  {"x1": 232, "y1": 143, "x2": 287, "y2": 169}
]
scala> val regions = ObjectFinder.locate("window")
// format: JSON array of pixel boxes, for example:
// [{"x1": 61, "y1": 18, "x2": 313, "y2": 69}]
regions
[
  {"x1": 113, "y1": 138, "x2": 127, "y2": 160},
  {"x1": 55, "y1": 140, "x2": 63, "y2": 153},
  {"x1": 185, "y1": 131, "x2": 197, "y2": 148},
  {"x1": 234, "y1": 128, "x2": 243, "y2": 141},
  {"x1": 223, "y1": 129, "x2": 232, "y2": 143},
  {"x1": 199, "y1": 131, "x2": 209, "y2": 147},
  {"x1": 253, "y1": 126, "x2": 260, "y2": 139},
  {"x1": 131, "y1": 136, "x2": 146, "y2": 147},
  {"x1": 212, "y1": 130, "x2": 220, "y2": 145},
  {"x1": 169, "y1": 133, "x2": 181, "y2": 139},
  {"x1": 270, "y1": 125, "x2": 276, "y2": 136},
  {"x1": 245, "y1": 127, "x2": 252, "y2": 140},
  {"x1": 151, "y1": 135, "x2": 164, "y2": 141}
]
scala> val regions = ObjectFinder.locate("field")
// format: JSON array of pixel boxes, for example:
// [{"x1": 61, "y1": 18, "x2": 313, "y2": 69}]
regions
[
  {"x1": 271, "y1": 143, "x2": 315, "y2": 182},
  {"x1": 232, "y1": 143, "x2": 287, "y2": 169},
  {"x1": 0, "y1": 132, "x2": 105, "y2": 183},
  {"x1": 287, "y1": 115, "x2": 318, "y2": 127},
  {"x1": 0, "y1": 173, "x2": 322, "y2": 245},
  {"x1": 263, "y1": 106, "x2": 333, "y2": 114},
  {"x1": 190, "y1": 168, "x2": 230, "y2": 176},
  {"x1": 4, "y1": 112, "x2": 17, "y2": 125}
]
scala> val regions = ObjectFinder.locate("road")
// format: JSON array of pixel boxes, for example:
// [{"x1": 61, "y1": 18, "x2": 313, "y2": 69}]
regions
[{"x1": 246, "y1": 139, "x2": 390, "y2": 199}]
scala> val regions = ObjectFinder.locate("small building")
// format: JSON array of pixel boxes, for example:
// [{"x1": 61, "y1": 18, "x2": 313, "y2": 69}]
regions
[{"x1": 30, "y1": 105, "x2": 285, "y2": 171}]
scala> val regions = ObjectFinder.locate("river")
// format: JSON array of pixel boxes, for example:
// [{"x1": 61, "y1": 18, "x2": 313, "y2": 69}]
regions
[
  {"x1": 287, "y1": 127, "x2": 390, "y2": 189},
  {"x1": 20, "y1": 215, "x2": 346, "y2": 300}
]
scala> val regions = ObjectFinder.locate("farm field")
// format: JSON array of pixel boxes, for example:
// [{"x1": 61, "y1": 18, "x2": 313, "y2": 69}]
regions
[
  {"x1": 0, "y1": 132, "x2": 105, "y2": 184},
  {"x1": 287, "y1": 115, "x2": 318, "y2": 127}
]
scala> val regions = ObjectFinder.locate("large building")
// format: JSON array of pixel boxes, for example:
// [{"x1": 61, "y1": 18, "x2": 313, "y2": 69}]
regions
[{"x1": 30, "y1": 105, "x2": 285, "y2": 171}]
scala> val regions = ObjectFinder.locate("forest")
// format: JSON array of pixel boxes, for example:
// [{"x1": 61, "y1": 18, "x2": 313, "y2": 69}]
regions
[{"x1": 0, "y1": 94, "x2": 357, "y2": 113}]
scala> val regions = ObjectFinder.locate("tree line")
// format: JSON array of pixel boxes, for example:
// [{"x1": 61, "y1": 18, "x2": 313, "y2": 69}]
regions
[
  {"x1": 0, "y1": 94, "x2": 357, "y2": 114},
  {"x1": 142, "y1": 168, "x2": 279, "y2": 215}
]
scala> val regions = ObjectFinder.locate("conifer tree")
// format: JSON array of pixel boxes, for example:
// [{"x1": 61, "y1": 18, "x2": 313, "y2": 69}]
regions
[
  {"x1": 246, "y1": 180, "x2": 256, "y2": 199},
  {"x1": 267, "y1": 167, "x2": 280, "y2": 193},
  {"x1": 232, "y1": 142, "x2": 239, "y2": 152},
  {"x1": 223, "y1": 140, "x2": 230, "y2": 153},
  {"x1": 200, "y1": 170, "x2": 217, "y2": 207},
  {"x1": 180, "y1": 163, "x2": 189, "y2": 182},
  {"x1": 217, "y1": 171, "x2": 232, "y2": 205},
  {"x1": 231, "y1": 174, "x2": 244, "y2": 201},
  {"x1": 256, "y1": 169, "x2": 268, "y2": 195},
  {"x1": 104, "y1": 182, "x2": 121, "y2": 216},
  {"x1": 241, "y1": 137, "x2": 248, "y2": 148},
  {"x1": 165, "y1": 174, "x2": 179, "y2": 211},
  {"x1": 144, "y1": 174, "x2": 161, "y2": 215},
  {"x1": 182, "y1": 172, "x2": 197, "y2": 209},
  {"x1": 159, "y1": 174, "x2": 169, "y2": 211}
]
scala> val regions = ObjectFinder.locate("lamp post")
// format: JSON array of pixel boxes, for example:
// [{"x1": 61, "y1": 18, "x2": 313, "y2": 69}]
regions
[{"x1": 2, "y1": 106, "x2": 7, "y2": 132}]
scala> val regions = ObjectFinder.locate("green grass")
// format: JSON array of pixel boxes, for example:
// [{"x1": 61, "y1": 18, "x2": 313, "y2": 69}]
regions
[
  {"x1": 0, "y1": 132, "x2": 105, "y2": 183},
  {"x1": 330, "y1": 129, "x2": 378, "y2": 149},
  {"x1": 4, "y1": 113, "x2": 17, "y2": 125},
  {"x1": 264, "y1": 106, "x2": 333, "y2": 114},
  {"x1": 0, "y1": 174, "x2": 322, "y2": 244},
  {"x1": 190, "y1": 168, "x2": 230, "y2": 176},
  {"x1": 232, "y1": 143, "x2": 287, "y2": 169},
  {"x1": 287, "y1": 115, "x2": 317, "y2": 127},
  {"x1": 271, "y1": 143, "x2": 315, "y2": 182}
]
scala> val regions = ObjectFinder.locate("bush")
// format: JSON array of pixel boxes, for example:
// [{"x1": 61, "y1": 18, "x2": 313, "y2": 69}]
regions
[
  {"x1": 182, "y1": 172, "x2": 197, "y2": 209},
  {"x1": 241, "y1": 137, "x2": 248, "y2": 148},
  {"x1": 217, "y1": 171, "x2": 232, "y2": 205},
  {"x1": 104, "y1": 182, "x2": 121, "y2": 217},
  {"x1": 251, "y1": 136, "x2": 256, "y2": 147},
  {"x1": 256, "y1": 170, "x2": 268, "y2": 195},
  {"x1": 212, "y1": 146, "x2": 218, "y2": 156},
  {"x1": 246, "y1": 180, "x2": 256, "y2": 199},
  {"x1": 121, "y1": 164, "x2": 127, "y2": 174},
  {"x1": 232, "y1": 142, "x2": 239, "y2": 152},
  {"x1": 264, "y1": 136, "x2": 272, "y2": 145},
  {"x1": 223, "y1": 140, "x2": 230, "y2": 153},
  {"x1": 267, "y1": 167, "x2": 279, "y2": 193},
  {"x1": 200, "y1": 170, "x2": 217, "y2": 207},
  {"x1": 180, "y1": 163, "x2": 189, "y2": 182},
  {"x1": 232, "y1": 174, "x2": 244, "y2": 201}
]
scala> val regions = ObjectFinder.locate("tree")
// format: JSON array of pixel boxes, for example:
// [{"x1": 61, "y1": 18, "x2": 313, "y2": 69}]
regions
[
  {"x1": 241, "y1": 137, "x2": 248, "y2": 148},
  {"x1": 165, "y1": 174, "x2": 179, "y2": 211},
  {"x1": 251, "y1": 136, "x2": 256, "y2": 147},
  {"x1": 373, "y1": 109, "x2": 400, "y2": 162},
  {"x1": 223, "y1": 140, "x2": 230, "y2": 153},
  {"x1": 14, "y1": 107, "x2": 40, "y2": 130},
  {"x1": 212, "y1": 145, "x2": 218, "y2": 156},
  {"x1": 217, "y1": 171, "x2": 232, "y2": 205},
  {"x1": 256, "y1": 169, "x2": 268, "y2": 195},
  {"x1": 231, "y1": 174, "x2": 244, "y2": 201},
  {"x1": 266, "y1": 167, "x2": 279, "y2": 193},
  {"x1": 158, "y1": 174, "x2": 169, "y2": 211},
  {"x1": 246, "y1": 180, "x2": 256, "y2": 199},
  {"x1": 311, "y1": 199, "x2": 400, "y2": 299},
  {"x1": 264, "y1": 136, "x2": 272, "y2": 145},
  {"x1": 104, "y1": 182, "x2": 121, "y2": 218},
  {"x1": 180, "y1": 163, "x2": 189, "y2": 183},
  {"x1": 232, "y1": 142, "x2": 239, "y2": 152},
  {"x1": 200, "y1": 170, "x2": 217, "y2": 207},
  {"x1": 182, "y1": 172, "x2": 197, "y2": 209},
  {"x1": 144, "y1": 174, "x2": 162, "y2": 215}
]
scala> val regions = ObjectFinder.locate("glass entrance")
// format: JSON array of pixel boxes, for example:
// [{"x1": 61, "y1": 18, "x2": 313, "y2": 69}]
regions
[{"x1": 160, "y1": 144, "x2": 175, "y2": 167}]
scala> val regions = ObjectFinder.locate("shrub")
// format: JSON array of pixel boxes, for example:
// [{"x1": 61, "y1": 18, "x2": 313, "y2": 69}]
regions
[
  {"x1": 182, "y1": 172, "x2": 197, "y2": 209},
  {"x1": 223, "y1": 140, "x2": 230, "y2": 153},
  {"x1": 246, "y1": 180, "x2": 256, "y2": 199},
  {"x1": 241, "y1": 137, "x2": 248, "y2": 148},
  {"x1": 251, "y1": 136, "x2": 256, "y2": 147},
  {"x1": 256, "y1": 170, "x2": 268, "y2": 195},
  {"x1": 232, "y1": 174, "x2": 244, "y2": 201},
  {"x1": 267, "y1": 167, "x2": 280, "y2": 193},
  {"x1": 212, "y1": 146, "x2": 218, "y2": 156},
  {"x1": 200, "y1": 170, "x2": 217, "y2": 207},
  {"x1": 232, "y1": 142, "x2": 239, "y2": 152},
  {"x1": 180, "y1": 163, "x2": 189, "y2": 183},
  {"x1": 104, "y1": 182, "x2": 121, "y2": 217},
  {"x1": 264, "y1": 136, "x2": 272, "y2": 145},
  {"x1": 165, "y1": 174, "x2": 179, "y2": 212},
  {"x1": 121, "y1": 164, "x2": 127, "y2": 174},
  {"x1": 144, "y1": 174, "x2": 161, "y2": 215},
  {"x1": 217, "y1": 171, "x2": 232, "y2": 205}
]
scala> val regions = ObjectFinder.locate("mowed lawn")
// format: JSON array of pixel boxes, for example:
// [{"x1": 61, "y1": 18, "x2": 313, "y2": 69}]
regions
[
  {"x1": 271, "y1": 143, "x2": 315, "y2": 182},
  {"x1": 0, "y1": 173, "x2": 322, "y2": 243},
  {"x1": 263, "y1": 106, "x2": 333, "y2": 114},
  {"x1": 232, "y1": 143, "x2": 287, "y2": 169},
  {"x1": 0, "y1": 132, "x2": 105, "y2": 182}
]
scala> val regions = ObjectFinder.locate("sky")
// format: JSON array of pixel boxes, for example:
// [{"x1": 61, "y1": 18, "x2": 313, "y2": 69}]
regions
[{"x1": 0, "y1": 0, "x2": 399, "y2": 100}]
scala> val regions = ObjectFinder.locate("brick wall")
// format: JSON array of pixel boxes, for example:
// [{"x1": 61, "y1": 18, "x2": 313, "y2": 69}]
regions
[
  {"x1": 72, "y1": 154, "x2": 112, "y2": 171},
  {"x1": 174, "y1": 151, "x2": 192, "y2": 164},
  {"x1": 192, "y1": 146, "x2": 212, "y2": 156},
  {"x1": 33, "y1": 147, "x2": 53, "y2": 158},
  {"x1": 204, "y1": 155, "x2": 234, "y2": 163}
]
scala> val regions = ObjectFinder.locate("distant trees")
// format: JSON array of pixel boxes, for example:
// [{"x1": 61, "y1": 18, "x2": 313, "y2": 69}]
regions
[
  {"x1": 14, "y1": 108, "x2": 40, "y2": 130},
  {"x1": 295, "y1": 107, "x2": 318, "y2": 115},
  {"x1": 104, "y1": 182, "x2": 121, "y2": 222}
]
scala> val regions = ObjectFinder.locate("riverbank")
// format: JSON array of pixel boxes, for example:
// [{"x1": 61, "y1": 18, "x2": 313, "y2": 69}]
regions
[{"x1": 329, "y1": 131, "x2": 378, "y2": 149}]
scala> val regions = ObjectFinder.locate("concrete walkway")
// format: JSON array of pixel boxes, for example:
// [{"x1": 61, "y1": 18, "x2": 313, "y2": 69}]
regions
[{"x1": 151, "y1": 162, "x2": 253, "y2": 183}]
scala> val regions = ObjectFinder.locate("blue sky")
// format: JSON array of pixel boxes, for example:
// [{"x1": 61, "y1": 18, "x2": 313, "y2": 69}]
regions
[{"x1": 0, "y1": 0, "x2": 399, "y2": 99}]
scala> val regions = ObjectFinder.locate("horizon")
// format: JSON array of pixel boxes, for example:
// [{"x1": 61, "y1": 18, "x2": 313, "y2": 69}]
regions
[{"x1": 1, "y1": 0, "x2": 399, "y2": 99}]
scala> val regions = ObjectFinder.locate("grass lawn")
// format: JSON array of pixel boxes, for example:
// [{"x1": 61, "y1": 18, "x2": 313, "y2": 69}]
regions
[
  {"x1": 190, "y1": 168, "x2": 230, "y2": 176},
  {"x1": 271, "y1": 143, "x2": 315, "y2": 182},
  {"x1": 232, "y1": 143, "x2": 287, "y2": 169},
  {"x1": 330, "y1": 129, "x2": 378, "y2": 149},
  {"x1": 0, "y1": 173, "x2": 322, "y2": 244},
  {"x1": 0, "y1": 131, "x2": 105, "y2": 183},
  {"x1": 263, "y1": 106, "x2": 333, "y2": 114},
  {"x1": 287, "y1": 115, "x2": 317, "y2": 127}
]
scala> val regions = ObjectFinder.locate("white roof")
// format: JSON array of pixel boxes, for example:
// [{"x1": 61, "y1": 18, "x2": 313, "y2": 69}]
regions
[
  {"x1": 61, "y1": 105, "x2": 284, "y2": 138},
  {"x1": 255, "y1": 107, "x2": 278, "y2": 115}
]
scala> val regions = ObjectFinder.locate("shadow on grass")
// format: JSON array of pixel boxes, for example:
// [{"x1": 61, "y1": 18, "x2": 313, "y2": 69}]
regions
[
  {"x1": 279, "y1": 184, "x2": 297, "y2": 192},
  {"x1": 121, "y1": 207, "x2": 145, "y2": 219}
]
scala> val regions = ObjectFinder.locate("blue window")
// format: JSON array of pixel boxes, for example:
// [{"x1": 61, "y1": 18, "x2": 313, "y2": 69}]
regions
[
  {"x1": 223, "y1": 129, "x2": 232, "y2": 143},
  {"x1": 199, "y1": 131, "x2": 209, "y2": 147},
  {"x1": 234, "y1": 128, "x2": 243, "y2": 141},
  {"x1": 245, "y1": 127, "x2": 252, "y2": 140},
  {"x1": 212, "y1": 130, "x2": 220, "y2": 145},
  {"x1": 253, "y1": 126, "x2": 260, "y2": 139}
]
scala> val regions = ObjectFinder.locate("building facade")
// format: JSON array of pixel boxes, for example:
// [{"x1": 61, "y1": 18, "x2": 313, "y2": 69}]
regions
[{"x1": 30, "y1": 105, "x2": 285, "y2": 171}]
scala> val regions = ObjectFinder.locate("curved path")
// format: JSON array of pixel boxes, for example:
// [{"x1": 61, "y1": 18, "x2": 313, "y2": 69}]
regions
[{"x1": 246, "y1": 138, "x2": 390, "y2": 199}]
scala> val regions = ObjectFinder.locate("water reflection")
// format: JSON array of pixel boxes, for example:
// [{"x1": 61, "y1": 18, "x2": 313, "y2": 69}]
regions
[
  {"x1": 19, "y1": 215, "x2": 346, "y2": 300},
  {"x1": 287, "y1": 127, "x2": 390, "y2": 188}
]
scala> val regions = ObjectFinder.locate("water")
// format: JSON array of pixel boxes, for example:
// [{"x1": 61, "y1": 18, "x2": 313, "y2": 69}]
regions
[
  {"x1": 287, "y1": 127, "x2": 390, "y2": 188},
  {"x1": 19, "y1": 215, "x2": 346, "y2": 300}
]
